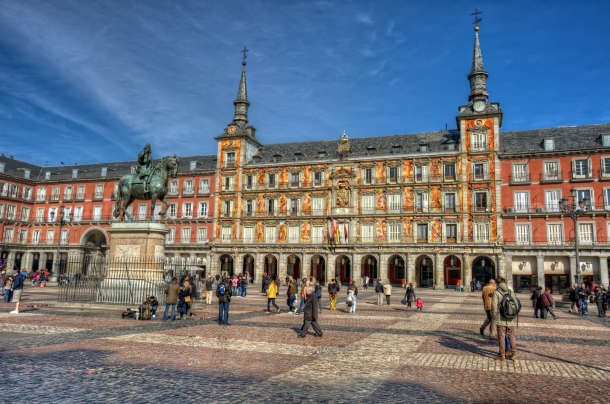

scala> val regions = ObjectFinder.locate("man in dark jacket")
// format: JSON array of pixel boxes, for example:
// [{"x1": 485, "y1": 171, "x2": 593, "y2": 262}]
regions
[
  {"x1": 375, "y1": 279, "x2": 384, "y2": 306},
  {"x1": 10, "y1": 270, "x2": 24, "y2": 314},
  {"x1": 163, "y1": 278, "x2": 180, "y2": 320},
  {"x1": 216, "y1": 276, "x2": 232, "y2": 325},
  {"x1": 576, "y1": 283, "x2": 590, "y2": 315},
  {"x1": 298, "y1": 286, "x2": 322, "y2": 338}
]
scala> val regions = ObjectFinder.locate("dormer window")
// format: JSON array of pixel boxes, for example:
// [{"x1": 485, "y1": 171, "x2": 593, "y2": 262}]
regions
[
  {"x1": 273, "y1": 155, "x2": 281, "y2": 163},
  {"x1": 419, "y1": 144, "x2": 428, "y2": 152},
  {"x1": 294, "y1": 153, "x2": 303, "y2": 161},
  {"x1": 392, "y1": 146, "x2": 401, "y2": 154},
  {"x1": 72, "y1": 169, "x2": 78, "y2": 179},
  {"x1": 24, "y1": 170, "x2": 30, "y2": 179},
  {"x1": 45, "y1": 171, "x2": 51, "y2": 180},
  {"x1": 366, "y1": 147, "x2": 376, "y2": 156},
  {"x1": 544, "y1": 138, "x2": 555, "y2": 151},
  {"x1": 190, "y1": 161, "x2": 197, "y2": 170},
  {"x1": 603, "y1": 135, "x2": 610, "y2": 147},
  {"x1": 318, "y1": 152, "x2": 326, "y2": 159},
  {"x1": 447, "y1": 141, "x2": 456, "y2": 151},
  {"x1": 101, "y1": 167, "x2": 107, "y2": 177},
  {"x1": 253, "y1": 156, "x2": 261, "y2": 163}
]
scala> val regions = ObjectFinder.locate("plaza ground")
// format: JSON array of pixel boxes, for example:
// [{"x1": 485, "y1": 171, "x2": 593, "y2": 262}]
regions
[{"x1": 1, "y1": 286, "x2": 609, "y2": 403}]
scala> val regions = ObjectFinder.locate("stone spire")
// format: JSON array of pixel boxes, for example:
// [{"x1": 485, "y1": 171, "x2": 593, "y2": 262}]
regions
[
  {"x1": 233, "y1": 60, "x2": 250, "y2": 123},
  {"x1": 467, "y1": 26, "x2": 489, "y2": 102}
]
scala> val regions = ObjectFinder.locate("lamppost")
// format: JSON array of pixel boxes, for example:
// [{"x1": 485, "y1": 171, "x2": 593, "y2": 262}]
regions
[
  {"x1": 50, "y1": 205, "x2": 72, "y2": 281},
  {"x1": 559, "y1": 188, "x2": 590, "y2": 285}
]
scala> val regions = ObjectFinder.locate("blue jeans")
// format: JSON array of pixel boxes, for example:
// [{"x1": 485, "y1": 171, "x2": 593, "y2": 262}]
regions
[
  {"x1": 534, "y1": 307, "x2": 545, "y2": 318},
  {"x1": 3, "y1": 289, "x2": 12, "y2": 302},
  {"x1": 580, "y1": 297, "x2": 588, "y2": 314},
  {"x1": 288, "y1": 295, "x2": 296, "y2": 312},
  {"x1": 232, "y1": 286, "x2": 237, "y2": 296},
  {"x1": 350, "y1": 299, "x2": 357, "y2": 313},
  {"x1": 241, "y1": 287, "x2": 247, "y2": 297},
  {"x1": 163, "y1": 304, "x2": 176, "y2": 320},
  {"x1": 218, "y1": 302, "x2": 230, "y2": 324},
  {"x1": 177, "y1": 300, "x2": 188, "y2": 317},
  {"x1": 297, "y1": 297, "x2": 305, "y2": 314}
]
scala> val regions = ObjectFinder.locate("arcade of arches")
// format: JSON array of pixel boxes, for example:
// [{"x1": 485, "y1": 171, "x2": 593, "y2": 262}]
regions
[{"x1": 208, "y1": 250, "x2": 501, "y2": 289}]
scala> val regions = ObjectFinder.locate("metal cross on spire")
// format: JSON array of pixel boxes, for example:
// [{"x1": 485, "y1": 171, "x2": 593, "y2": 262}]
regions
[
  {"x1": 471, "y1": 8, "x2": 482, "y2": 26},
  {"x1": 241, "y1": 46, "x2": 249, "y2": 60}
]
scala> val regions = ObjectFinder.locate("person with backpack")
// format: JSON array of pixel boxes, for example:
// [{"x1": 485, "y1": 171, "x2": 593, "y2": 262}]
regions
[
  {"x1": 240, "y1": 274, "x2": 248, "y2": 297},
  {"x1": 205, "y1": 275, "x2": 214, "y2": 305},
  {"x1": 480, "y1": 278, "x2": 497, "y2": 338},
  {"x1": 266, "y1": 278, "x2": 280, "y2": 314},
  {"x1": 327, "y1": 279, "x2": 339, "y2": 310},
  {"x1": 375, "y1": 279, "x2": 384, "y2": 306},
  {"x1": 541, "y1": 287, "x2": 558, "y2": 320},
  {"x1": 491, "y1": 277, "x2": 518, "y2": 361},
  {"x1": 216, "y1": 275, "x2": 232, "y2": 325}
]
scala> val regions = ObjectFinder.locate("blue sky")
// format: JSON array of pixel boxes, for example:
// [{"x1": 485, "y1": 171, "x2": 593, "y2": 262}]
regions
[{"x1": 1, "y1": 0, "x2": 609, "y2": 165}]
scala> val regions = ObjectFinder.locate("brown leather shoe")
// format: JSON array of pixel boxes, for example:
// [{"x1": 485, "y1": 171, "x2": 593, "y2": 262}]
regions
[
  {"x1": 508, "y1": 354, "x2": 517, "y2": 361},
  {"x1": 494, "y1": 355, "x2": 506, "y2": 362},
  {"x1": 479, "y1": 327, "x2": 485, "y2": 336}
]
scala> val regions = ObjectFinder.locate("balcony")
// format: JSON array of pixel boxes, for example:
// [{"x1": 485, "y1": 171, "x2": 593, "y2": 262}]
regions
[
  {"x1": 74, "y1": 193, "x2": 85, "y2": 201},
  {"x1": 570, "y1": 170, "x2": 594, "y2": 182},
  {"x1": 182, "y1": 187, "x2": 194, "y2": 195},
  {"x1": 244, "y1": 183, "x2": 255, "y2": 190},
  {"x1": 92, "y1": 192, "x2": 104, "y2": 201},
  {"x1": 599, "y1": 169, "x2": 610, "y2": 181},
  {"x1": 540, "y1": 171, "x2": 563, "y2": 183},
  {"x1": 167, "y1": 188, "x2": 179, "y2": 196},
  {"x1": 35, "y1": 196, "x2": 47, "y2": 203},
  {"x1": 503, "y1": 237, "x2": 605, "y2": 246},
  {"x1": 49, "y1": 194, "x2": 60, "y2": 202},
  {"x1": 62, "y1": 194, "x2": 73, "y2": 202},
  {"x1": 221, "y1": 184, "x2": 235, "y2": 192},
  {"x1": 509, "y1": 173, "x2": 531, "y2": 185},
  {"x1": 197, "y1": 187, "x2": 210, "y2": 195},
  {"x1": 470, "y1": 143, "x2": 488, "y2": 152},
  {"x1": 473, "y1": 205, "x2": 490, "y2": 213}
]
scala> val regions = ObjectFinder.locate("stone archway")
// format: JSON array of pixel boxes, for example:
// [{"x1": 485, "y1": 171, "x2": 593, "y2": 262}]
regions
[
  {"x1": 287, "y1": 254, "x2": 301, "y2": 280},
  {"x1": 416, "y1": 255, "x2": 434, "y2": 288},
  {"x1": 361, "y1": 255, "x2": 378, "y2": 281},
  {"x1": 389, "y1": 255, "x2": 405, "y2": 284},
  {"x1": 219, "y1": 254, "x2": 234, "y2": 277},
  {"x1": 242, "y1": 254, "x2": 255, "y2": 280},
  {"x1": 335, "y1": 255, "x2": 351, "y2": 284},
  {"x1": 310, "y1": 255, "x2": 326, "y2": 283},
  {"x1": 80, "y1": 226, "x2": 109, "y2": 258},
  {"x1": 444, "y1": 255, "x2": 462, "y2": 288},
  {"x1": 472, "y1": 256, "x2": 496, "y2": 286},
  {"x1": 264, "y1": 254, "x2": 278, "y2": 279}
]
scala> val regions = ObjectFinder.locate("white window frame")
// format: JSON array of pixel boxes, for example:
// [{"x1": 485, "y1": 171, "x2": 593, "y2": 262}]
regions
[
  {"x1": 474, "y1": 223, "x2": 490, "y2": 243},
  {"x1": 183, "y1": 179, "x2": 194, "y2": 194},
  {"x1": 542, "y1": 161, "x2": 560, "y2": 181},
  {"x1": 243, "y1": 227, "x2": 254, "y2": 244},
  {"x1": 388, "y1": 223, "x2": 400, "y2": 242},
  {"x1": 101, "y1": 167, "x2": 107, "y2": 177},
  {"x1": 601, "y1": 157, "x2": 610, "y2": 178},
  {"x1": 288, "y1": 226, "x2": 300, "y2": 243},
  {"x1": 512, "y1": 163, "x2": 528, "y2": 182},
  {"x1": 169, "y1": 180, "x2": 178, "y2": 195},
  {"x1": 312, "y1": 226, "x2": 324, "y2": 243},
  {"x1": 138, "y1": 204, "x2": 147, "y2": 220},
  {"x1": 74, "y1": 206, "x2": 83, "y2": 222},
  {"x1": 361, "y1": 223, "x2": 374, "y2": 243},
  {"x1": 572, "y1": 158, "x2": 592, "y2": 179},
  {"x1": 72, "y1": 169, "x2": 78, "y2": 179},
  {"x1": 544, "y1": 138, "x2": 555, "y2": 151},
  {"x1": 46, "y1": 229, "x2": 54, "y2": 244},
  {"x1": 32, "y1": 230, "x2": 41, "y2": 244},
  {"x1": 199, "y1": 179, "x2": 210, "y2": 194},
  {"x1": 169, "y1": 203, "x2": 177, "y2": 219},
  {"x1": 515, "y1": 223, "x2": 530, "y2": 245},
  {"x1": 388, "y1": 194, "x2": 401, "y2": 213},
  {"x1": 547, "y1": 223, "x2": 563, "y2": 245},
  {"x1": 265, "y1": 226, "x2": 276, "y2": 243},
  {"x1": 471, "y1": 132, "x2": 487, "y2": 151},
  {"x1": 361, "y1": 195, "x2": 374, "y2": 214},
  {"x1": 181, "y1": 227, "x2": 191, "y2": 243},
  {"x1": 197, "y1": 227, "x2": 208, "y2": 243},
  {"x1": 182, "y1": 202, "x2": 193, "y2": 218},
  {"x1": 545, "y1": 189, "x2": 561, "y2": 212},
  {"x1": 18, "y1": 229, "x2": 28, "y2": 243},
  {"x1": 198, "y1": 202, "x2": 208, "y2": 218},
  {"x1": 166, "y1": 228, "x2": 176, "y2": 244},
  {"x1": 578, "y1": 222, "x2": 594, "y2": 245},
  {"x1": 514, "y1": 191, "x2": 529, "y2": 213},
  {"x1": 93, "y1": 206, "x2": 102, "y2": 221}
]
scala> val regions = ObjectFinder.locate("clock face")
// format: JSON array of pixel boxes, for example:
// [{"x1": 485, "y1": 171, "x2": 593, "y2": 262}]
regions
[
  {"x1": 473, "y1": 101, "x2": 486, "y2": 112},
  {"x1": 227, "y1": 125, "x2": 236, "y2": 135}
]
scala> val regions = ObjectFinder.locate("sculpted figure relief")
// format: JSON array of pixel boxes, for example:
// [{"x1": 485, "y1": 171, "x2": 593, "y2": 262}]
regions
[
  {"x1": 376, "y1": 189, "x2": 387, "y2": 211},
  {"x1": 278, "y1": 224, "x2": 287, "y2": 242},
  {"x1": 301, "y1": 221, "x2": 311, "y2": 242},
  {"x1": 302, "y1": 193, "x2": 312, "y2": 214},
  {"x1": 336, "y1": 182, "x2": 350, "y2": 208},
  {"x1": 255, "y1": 222, "x2": 264, "y2": 242}
]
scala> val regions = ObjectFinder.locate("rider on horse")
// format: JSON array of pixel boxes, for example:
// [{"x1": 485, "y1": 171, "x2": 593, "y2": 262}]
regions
[{"x1": 137, "y1": 144, "x2": 153, "y2": 193}]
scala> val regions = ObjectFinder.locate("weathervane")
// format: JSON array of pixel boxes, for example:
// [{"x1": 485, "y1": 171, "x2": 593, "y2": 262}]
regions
[{"x1": 471, "y1": 8, "x2": 482, "y2": 27}]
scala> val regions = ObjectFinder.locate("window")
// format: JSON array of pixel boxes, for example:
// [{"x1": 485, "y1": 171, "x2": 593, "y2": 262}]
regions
[
  {"x1": 169, "y1": 181, "x2": 178, "y2": 194},
  {"x1": 137, "y1": 205, "x2": 147, "y2": 220},
  {"x1": 226, "y1": 152, "x2": 235, "y2": 166},
  {"x1": 190, "y1": 161, "x2": 197, "y2": 171},
  {"x1": 72, "y1": 169, "x2": 78, "y2": 179},
  {"x1": 0, "y1": 163, "x2": 4, "y2": 173},
  {"x1": 288, "y1": 226, "x2": 300, "y2": 243},
  {"x1": 246, "y1": 175, "x2": 254, "y2": 189},
  {"x1": 290, "y1": 172, "x2": 300, "y2": 186},
  {"x1": 153, "y1": 203, "x2": 161, "y2": 220},
  {"x1": 388, "y1": 224, "x2": 400, "y2": 242},
  {"x1": 514, "y1": 192, "x2": 528, "y2": 213},
  {"x1": 446, "y1": 224, "x2": 457, "y2": 242},
  {"x1": 77, "y1": 186, "x2": 85, "y2": 199},
  {"x1": 544, "y1": 138, "x2": 555, "y2": 151},
  {"x1": 361, "y1": 195, "x2": 374, "y2": 213},
  {"x1": 199, "y1": 179, "x2": 209, "y2": 193},
  {"x1": 166, "y1": 228, "x2": 176, "y2": 244},
  {"x1": 512, "y1": 164, "x2": 528, "y2": 182},
  {"x1": 602, "y1": 158, "x2": 610, "y2": 177},
  {"x1": 295, "y1": 153, "x2": 302, "y2": 161},
  {"x1": 245, "y1": 200, "x2": 253, "y2": 216},
  {"x1": 417, "y1": 224, "x2": 428, "y2": 242},
  {"x1": 64, "y1": 186, "x2": 73, "y2": 200},
  {"x1": 573, "y1": 159, "x2": 590, "y2": 179},
  {"x1": 364, "y1": 168, "x2": 373, "y2": 184},
  {"x1": 32, "y1": 230, "x2": 41, "y2": 244},
  {"x1": 578, "y1": 223, "x2": 593, "y2": 244},
  {"x1": 547, "y1": 224, "x2": 562, "y2": 245},
  {"x1": 7, "y1": 205, "x2": 16, "y2": 220},
  {"x1": 95, "y1": 184, "x2": 104, "y2": 199},
  {"x1": 24, "y1": 169, "x2": 30, "y2": 179},
  {"x1": 23, "y1": 187, "x2": 31, "y2": 200},
  {"x1": 473, "y1": 163, "x2": 486, "y2": 180},
  {"x1": 576, "y1": 189, "x2": 592, "y2": 210},
  {"x1": 221, "y1": 227, "x2": 232, "y2": 242},
  {"x1": 49, "y1": 186, "x2": 59, "y2": 201},
  {"x1": 61, "y1": 229, "x2": 69, "y2": 244},
  {"x1": 45, "y1": 171, "x2": 51, "y2": 180},
  {"x1": 0, "y1": 204, "x2": 3, "y2": 219},
  {"x1": 36, "y1": 208, "x2": 44, "y2": 222},
  {"x1": 198, "y1": 202, "x2": 208, "y2": 218},
  {"x1": 545, "y1": 190, "x2": 560, "y2": 212},
  {"x1": 388, "y1": 167, "x2": 398, "y2": 182},
  {"x1": 131, "y1": 166, "x2": 137, "y2": 174},
  {"x1": 48, "y1": 207, "x2": 57, "y2": 222},
  {"x1": 388, "y1": 194, "x2": 400, "y2": 213},
  {"x1": 93, "y1": 206, "x2": 102, "y2": 221},
  {"x1": 290, "y1": 198, "x2": 299, "y2": 215},
  {"x1": 267, "y1": 199, "x2": 275, "y2": 215},
  {"x1": 361, "y1": 224, "x2": 374, "y2": 243},
  {"x1": 4, "y1": 228, "x2": 14, "y2": 242},
  {"x1": 543, "y1": 161, "x2": 559, "y2": 181},
  {"x1": 367, "y1": 148, "x2": 375, "y2": 156},
  {"x1": 265, "y1": 226, "x2": 276, "y2": 243},
  {"x1": 474, "y1": 223, "x2": 490, "y2": 242},
  {"x1": 444, "y1": 164, "x2": 456, "y2": 179},
  {"x1": 415, "y1": 165, "x2": 429, "y2": 182},
  {"x1": 273, "y1": 155, "x2": 281, "y2": 163},
  {"x1": 604, "y1": 135, "x2": 610, "y2": 147},
  {"x1": 20, "y1": 207, "x2": 29, "y2": 220},
  {"x1": 447, "y1": 142, "x2": 456, "y2": 151},
  {"x1": 516, "y1": 224, "x2": 530, "y2": 245},
  {"x1": 392, "y1": 146, "x2": 401, "y2": 154},
  {"x1": 475, "y1": 192, "x2": 487, "y2": 212},
  {"x1": 223, "y1": 200, "x2": 233, "y2": 217},
  {"x1": 243, "y1": 227, "x2": 254, "y2": 243},
  {"x1": 183, "y1": 202, "x2": 193, "y2": 218},
  {"x1": 268, "y1": 173, "x2": 276, "y2": 187},
  {"x1": 444, "y1": 193, "x2": 456, "y2": 212},
  {"x1": 313, "y1": 197, "x2": 325, "y2": 216},
  {"x1": 311, "y1": 226, "x2": 323, "y2": 243},
  {"x1": 101, "y1": 167, "x2": 107, "y2": 177},
  {"x1": 46, "y1": 229, "x2": 54, "y2": 244},
  {"x1": 419, "y1": 145, "x2": 428, "y2": 152},
  {"x1": 182, "y1": 227, "x2": 191, "y2": 243},
  {"x1": 416, "y1": 193, "x2": 429, "y2": 213},
  {"x1": 18, "y1": 229, "x2": 28, "y2": 243},
  {"x1": 197, "y1": 227, "x2": 207, "y2": 243},
  {"x1": 74, "y1": 206, "x2": 83, "y2": 222},
  {"x1": 314, "y1": 171, "x2": 323, "y2": 186},
  {"x1": 169, "y1": 204, "x2": 177, "y2": 218},
  {"x1": 471, "y1": 133, "x2": 486, "y2": 151},
  {"x1": 184, "y1": 180, "x2": 193, "y2": 194},
  {"x1": 36, "y1": 188, "x2": 46, "y2": 202},
  {"x1": 318, "y1": 152, "x2": 326, "y2": 159}
]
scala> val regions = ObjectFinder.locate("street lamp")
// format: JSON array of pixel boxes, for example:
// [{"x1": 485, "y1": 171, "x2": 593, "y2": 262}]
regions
[
  {"x1": 559, "y1": 187, "x2": 590, "y2": 285},
  {"x1": 50, "y1": 205, "x2": 73, "y2": 281}
]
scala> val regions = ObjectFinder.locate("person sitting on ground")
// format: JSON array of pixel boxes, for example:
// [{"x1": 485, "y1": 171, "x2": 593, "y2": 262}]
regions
[{"x1": 144, "y1": 295, "x2": 159, "y2": 318}]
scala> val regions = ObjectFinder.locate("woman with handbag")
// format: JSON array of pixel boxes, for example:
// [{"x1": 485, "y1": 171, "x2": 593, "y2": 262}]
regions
[
  {"x1": 178, "y1": 280, "x2": 192, "y2": 320},
  {"x1": 403, "y1": 283, "x2": 416, "y2": 310}
]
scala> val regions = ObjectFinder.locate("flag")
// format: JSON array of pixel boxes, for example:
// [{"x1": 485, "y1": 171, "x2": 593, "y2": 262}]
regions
[
  {"x1": 343, "y1": 222, "x2": 348, "y2": 242},
  {"x1": 334, "y1": 220, "x2": 340, "y2": 243}
]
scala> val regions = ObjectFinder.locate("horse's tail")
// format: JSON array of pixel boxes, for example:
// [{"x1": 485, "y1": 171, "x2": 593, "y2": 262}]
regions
[{"x1": 113, "y1": 184, "x2": 123, "y2": 219}]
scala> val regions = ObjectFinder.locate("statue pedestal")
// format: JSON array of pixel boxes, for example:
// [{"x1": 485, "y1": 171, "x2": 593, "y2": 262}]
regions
[{"x1": 98, "y1": 223, "x2": 169, "y2": 305}]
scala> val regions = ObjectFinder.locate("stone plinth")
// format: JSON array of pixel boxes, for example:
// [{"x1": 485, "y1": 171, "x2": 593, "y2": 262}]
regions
[{"x1": 107, "y1": 222, "x2": 168, "y2": 260}]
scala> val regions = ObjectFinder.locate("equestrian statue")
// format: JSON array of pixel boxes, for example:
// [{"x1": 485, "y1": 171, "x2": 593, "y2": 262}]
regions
[{"x1": 113, "y1": 144, "x2": 180, "y2": 222}]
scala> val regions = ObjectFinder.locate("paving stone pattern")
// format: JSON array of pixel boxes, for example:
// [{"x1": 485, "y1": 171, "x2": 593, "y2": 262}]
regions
[{"x1": 1, "y1": 286, "x2": 610, "y2": 403}]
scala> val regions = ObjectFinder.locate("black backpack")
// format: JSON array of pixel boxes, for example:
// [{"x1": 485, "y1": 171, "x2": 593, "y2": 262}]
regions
[{"x1": 496, "y1": 289, "x2": 520, "y2": 321}]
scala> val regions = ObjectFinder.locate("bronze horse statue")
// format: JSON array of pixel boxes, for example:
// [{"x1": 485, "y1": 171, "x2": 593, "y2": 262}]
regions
[{"x1": 113, "y1": 155, "x2": 180, "y2": 222}]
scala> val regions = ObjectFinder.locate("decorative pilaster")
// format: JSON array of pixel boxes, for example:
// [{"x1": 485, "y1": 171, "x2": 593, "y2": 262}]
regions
[
  {"x1": 536, "y1": 255, "x2": 545, "y2": 291},
  {"x1": 600, "y1": 257, "x2": 609, "y2": 287}
]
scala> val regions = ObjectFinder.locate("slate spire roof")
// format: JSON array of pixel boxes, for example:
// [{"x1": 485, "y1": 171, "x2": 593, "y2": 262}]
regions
[
  {"x1": 467, "y1": 26, "x2": 489, "y2": 103},
  {"x1": 233, "y1": 60, "x2": 250, "y2": 123}
]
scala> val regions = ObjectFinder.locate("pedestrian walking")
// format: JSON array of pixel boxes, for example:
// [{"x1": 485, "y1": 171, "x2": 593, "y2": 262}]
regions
[
  {"x1": 163, "y1": 277, "x2": 180, "y2": 320},
  {"x1": 363, "y1": 275, "x2": 370, "y2": 290},
  {"x1": 298, "y1": 286, "x2": 323, "y2": 338},
  {"x1": 205, "y1": 276, "x2": 214, "y2": 305},
  {"x1": 3, "y1": 275, "x2": 12, "y2": 303},
  {"x1": 231, "y1": 275, "x2": 239, "y2": 296},
  {"x1": 415, "y1": 297, "x2": 424, "y2": 310},
  {"x1": 595, "y1": 286, "x2": 606, "y2": 317},
  {"x1": 531, "y1": 286, "x2": 545, "y2": 319},
  {"x1": 576, "y1": 283, "x2": 590, "y2": 315},
  {"x1": 491, "y1": 277, "x2": 518, "y2": 361},
  {"x1": 328, "y1": 279, "x2": 339, "y2": 310},
  {"x1": 216, "y1": 276, "x2": 232, "y2": 325},
  {"x1": 9, "y1": 270, "x2": 24, "y2": 314},
  {"x1": 296, "y1": 278, "x2": 310, "y2": 314},
  {"x1": 375, "y1": 279, "x2": 384, "y2": 306},
  {"x1": 240, "y1": 275, "x2": 248, "y2": 297},
  {"x1": 347, "y1": 282, "x2": 357, "y2": 313},
  {"x1": 315, "y1": 281, "x2": 322, "y2": 312},
  {"x1": 470, "y1": 278, "x2": 476, "y2": 292},
  {"x1": 287, "y1": 279, "x2": 297, "y2": 313},
  {"x1": 475, "y1": 280, "x2": 482, "y2": 292},
  {"x1": 274, "y1": 276, "x2": 281, "y2": 297},
  {"x1": 541, "y1": 287, "x2": 558, "y2": 320},
  {"x1": 266, "y1": 278, "x2": 280, "y2": 313},
  {"x1": 403, "y1": 283, "x2": 416, "y2": 310},
  {"x1": 480, "y1": 278, "x2": 498, "y2": 338},
  {"x1": 568, "y1": 283, "x2": 579, "y2": 313},
  {"x1": 383, "y1": 280, "x2": 392, "y2": 305}
]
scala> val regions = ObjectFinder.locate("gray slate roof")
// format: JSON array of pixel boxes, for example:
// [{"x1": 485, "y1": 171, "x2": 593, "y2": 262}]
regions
[
  {"x1": 249, "y1": 130, "x2": 460, "y2": 164},
  {"x1": 500, "y1": 123, "x2": 610, "y2": 155}
]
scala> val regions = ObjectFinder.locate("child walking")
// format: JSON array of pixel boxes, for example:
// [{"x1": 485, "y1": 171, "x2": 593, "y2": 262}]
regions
[{"x1": 416, "y1": 297, "x2": 424, "y2": 311}]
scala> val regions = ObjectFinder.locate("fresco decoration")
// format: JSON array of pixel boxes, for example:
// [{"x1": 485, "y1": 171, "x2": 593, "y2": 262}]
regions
[
  {"x1": 375, "y1": 189, "x2": 387, "y2": 211},
  {"x1": 278, "y1": 223, "x2": 287, "y2": 242},
  {"x1": 301, "y1": 221, "x2": 311, "y2": 242},
  {"x1": 376, "y1": 161, "x2": 386, "y2": 183},
  {"x1": 375, "y1": 220, "x2": 387, "y2": 242},
  {"x1": 279, "y1": 195, "x2": 287, "y2": 215},
  {"x1": 255, "y1": 222, "x2": 264, "y2": 242},
  {"x1": 402, "y1": 218, "x2": 413, "y2": 241},
  {"x1": 258, "y1": 169, "x2": 266, "y2": 186},
  {"x1": 303, "y1": 166, "x2": 312, "y2": 186},
  {"x1": 402, "y1": 160, "x2": 413, "y2": 181},
  {"x1": 431, "y1": 186, "x2": 442, "y2": 210},
  {"x1": 220, "y1": 139, "x2": 242, "y2": 168},
  {"x1": 468, "y1": 217, "x2": 473, "y2": 242},
  {"x1": 457, "y1": 157, "x2": 462, "y2": 176},
  {"x1": 280, "y1": 168, "x2": 288, "y2": 186},
  {"x1": 257, "y1": 194, "x2": 265, "y2": 215},
  {"x1": 467, "y1": 186, "x2": 473, "y2": 213},
  {"x1": 302, "y1": 193, "x2": 311, "y2": 215},
  {"x1": 466, "y1": 118, "x2": 493, "y2": 152},
  {"x1": 403, "y1": 187, "x2": 414, "y2": 211},
  {"x1": 491, "y1": 215, "x2": 498, "y2": 240},
  {"x1": 489, "y1": 154, "x2": 495, "y2": 181},
  {"x1": 430, "y1": 158, "x2": 441, "y2": 179},
  {"x1": 431, "y1": 218, "x2": 442, "y2": 242},
  {"x1": 232, "y1": 222, "x2": 237, "y2": 241},
  {"x1": 215, "y1": 224, "x2": 221, "y2": 241},
  {"x1": 490, "y1": 183, "x2": 496, "y2": 212}
]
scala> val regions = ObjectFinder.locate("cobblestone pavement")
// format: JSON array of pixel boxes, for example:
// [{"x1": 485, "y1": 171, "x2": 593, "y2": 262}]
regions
[{"x1": 1, "y1": 287, "x2": 610, "y2": 403}]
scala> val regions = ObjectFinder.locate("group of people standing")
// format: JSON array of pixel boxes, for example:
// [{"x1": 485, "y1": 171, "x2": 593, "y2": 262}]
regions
[
  {"x1": 530, "y1": 286, "x2": 559, "y2": 320},
  {"x1": 568, "y1": 282, "x2": 609, "y2": 317}
]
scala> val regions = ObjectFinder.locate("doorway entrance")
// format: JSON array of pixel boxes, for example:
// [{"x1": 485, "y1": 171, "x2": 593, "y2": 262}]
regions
[{"x1": 417, "y1": 256, "x2": 434, "y2": 287}]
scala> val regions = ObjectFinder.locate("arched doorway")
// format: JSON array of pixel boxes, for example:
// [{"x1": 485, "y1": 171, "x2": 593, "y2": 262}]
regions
[
  {"x1": 242, "y1": 254, "x2": 254, "y2": 280},
  {"x1": 219, "y1": 254, "x2": 234, "y2": 276},
  {"x1": 472, "y1": 256, "x2": 495, "y2": 285},
  {"x1": 264, "y1": 255, "x2": 277, "y2": 279},
  {"x1": 15, "y1": 252, "x2": 22, "y2": 270},
  {"x1": 310, "y1": 255, "x2": 326, "y2": 283},
  {"x1": 444, "y1": 255, "x2": 462, "y2": 288},
  {"x1": 32, "y1": 253, "x2": 40, "y2": 271},
  {"x1": 416, "y1": 255, "x2": 434, "y2": 287},
  {"x1": 336, "y1": 255, "x2": 351, "y2": 284},
  {"x1": 362, "y1": 255, "x2": 378, "y2": 281},
  {"x1": 80, "y1": 227, "x2": 108, "y2": 257},
  {"x1": 389, "y1": 255, "x2": 405, "y2": 284},
  {"x1": 287, "y1": 255, "x2": 301, "y2": 280}
]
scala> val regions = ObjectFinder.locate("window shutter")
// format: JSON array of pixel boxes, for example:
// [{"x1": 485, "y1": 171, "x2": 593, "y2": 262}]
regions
[{"x1": 422, "y1": 193, "x2": 429, "y2": 212}]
